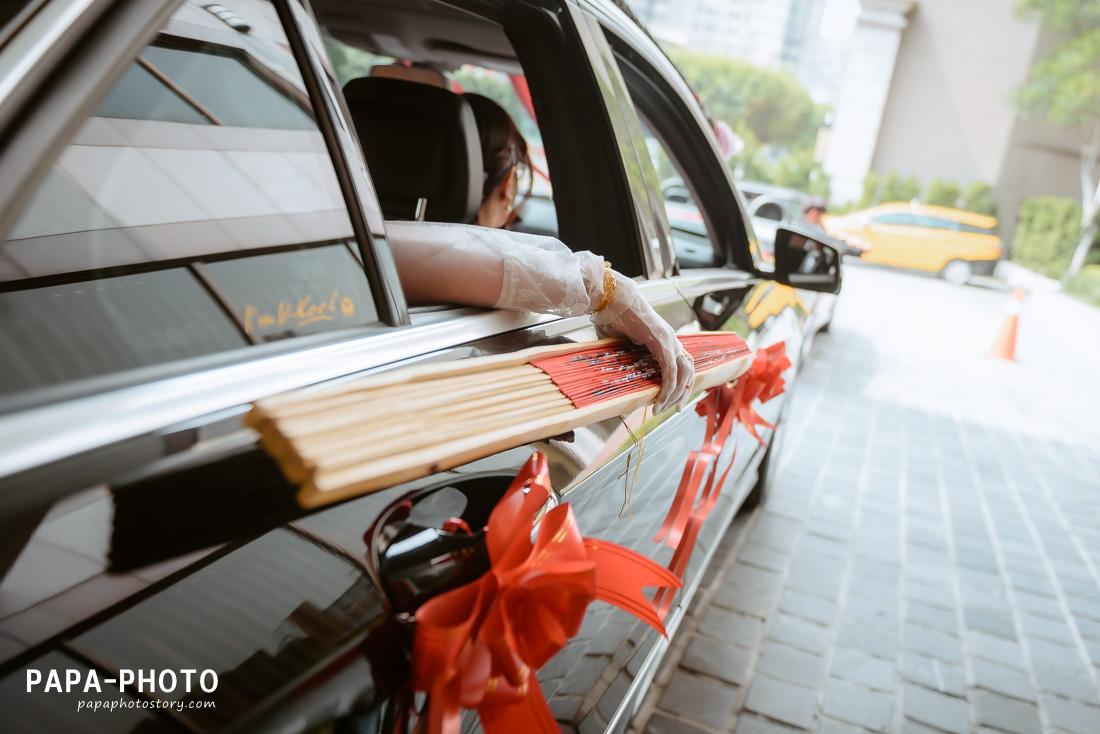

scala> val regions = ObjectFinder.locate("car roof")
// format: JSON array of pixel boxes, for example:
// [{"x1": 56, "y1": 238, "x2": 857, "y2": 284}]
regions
[{"x1": 873, "y1": 201, "x2": 998, "y2": 228}]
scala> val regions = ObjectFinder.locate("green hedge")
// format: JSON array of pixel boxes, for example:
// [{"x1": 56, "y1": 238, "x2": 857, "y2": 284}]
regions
[
  {"x1": 1010, "y1": 196, "x2": 1082, "y2": 277},
  {"x1": 1065, "y1": 265, "x2": 1100, "y2": 309},
  {"x1": 962, "y1": 181, "x2": 999, "y2": 219},
  {"x1": 879, "y1": 172, "x2": 920, "y2": 203},
  {"x1": 925, "y1": 179, "x2": 960, "y2": 208}
]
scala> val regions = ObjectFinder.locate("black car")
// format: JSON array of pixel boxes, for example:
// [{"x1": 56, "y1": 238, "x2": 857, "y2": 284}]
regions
[{"x1": 0, "y1": 1, "x2": 839, "y2": 732}]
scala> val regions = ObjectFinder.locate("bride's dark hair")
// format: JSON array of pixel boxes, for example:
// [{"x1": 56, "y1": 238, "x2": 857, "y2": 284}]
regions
[{"x1": 464, "y1": 93, "x2": 529, "y2": 205}]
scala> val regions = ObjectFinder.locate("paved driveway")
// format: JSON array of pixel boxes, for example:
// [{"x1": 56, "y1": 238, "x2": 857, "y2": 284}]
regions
[{"x1": 632, "y1": 264, "x2": 1100, "y2": 734}]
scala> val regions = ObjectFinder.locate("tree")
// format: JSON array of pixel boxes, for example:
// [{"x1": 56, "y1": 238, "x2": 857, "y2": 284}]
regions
[
  {"x1": 326, "y1": 43, "x2": 382, "y2": 88},
  {"x1": 1010, "y1": 196, "x2": 1082, "y2": 276},
  {"x1": 925, "y1": 179, "x2": 960, "y2": 208},
  {"x1": 857, "y1": 171, "x2": 879, "y2": 209},
  {"x1": 771, "y1": 148, "x2": 831, "y2": 199},
  {"x1": 668, "y1": 48, "x2": 830, "y2": 194},
  {"x1": 1015, "y1": 0, "x2": 1100, "y2": 275},
  {"x1": 666, "y1": 48, "x2": 822, "y2": 146},
  {"x1": 963, "y1": 181, "x2": 999, "y2": 219}
]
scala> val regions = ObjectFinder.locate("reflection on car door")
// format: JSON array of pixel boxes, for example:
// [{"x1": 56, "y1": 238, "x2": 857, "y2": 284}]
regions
[
  {"x1": 0, "y1": 2, "x2": 414, "y2": 730},
  {"x1": 564, "y1": 5, "x2": 809, "y2": 731}
]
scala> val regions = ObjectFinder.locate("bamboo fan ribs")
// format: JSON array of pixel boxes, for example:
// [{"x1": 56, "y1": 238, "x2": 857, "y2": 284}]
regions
[{"x1": 247, "y1": 332, "x2": 752, "y2": 508}]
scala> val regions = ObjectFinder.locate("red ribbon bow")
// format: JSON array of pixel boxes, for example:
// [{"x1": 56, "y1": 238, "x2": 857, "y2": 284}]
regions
[
  {"x1": 732, "y1": 342, "x2": 790, "y2": 445},
  {"x1": 411, "y1": 452, "x2": 681, "y2": 734},
  {"x1": 651, "y1": 342, "x2": 791, "y2": 615}
]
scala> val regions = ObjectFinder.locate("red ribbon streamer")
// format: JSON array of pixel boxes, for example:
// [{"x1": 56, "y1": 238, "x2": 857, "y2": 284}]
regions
[
  {"x1": 651, "y1": 342, "x2": 791, "y2": 616},
  {"x1": 410, "y1": 452, "x2": 682, "y2": 734}
]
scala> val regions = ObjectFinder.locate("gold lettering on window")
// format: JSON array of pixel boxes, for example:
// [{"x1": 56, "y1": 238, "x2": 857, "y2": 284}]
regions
[{"x1": 244, "y1": 289, "x2": 354, "y2": 335}]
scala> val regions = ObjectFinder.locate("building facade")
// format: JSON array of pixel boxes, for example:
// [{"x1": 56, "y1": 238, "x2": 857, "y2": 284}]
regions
[{"x1": 824, "y1": 0, "x2": 1081, "y2": 242}]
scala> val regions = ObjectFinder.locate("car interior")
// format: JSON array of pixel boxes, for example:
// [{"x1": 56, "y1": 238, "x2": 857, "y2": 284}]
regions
[
  {"x1": 313, "y1": 0, "x2": 736, "y2": 273},
  {"x1": 314, "y1": 0, "x2": 563, "y2": 237},
  {"x1": 342, "y1": 74, "x2": 483, "y2": 224}
]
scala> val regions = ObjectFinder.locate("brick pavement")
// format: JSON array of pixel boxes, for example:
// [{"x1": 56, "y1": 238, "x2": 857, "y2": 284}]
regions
[{"x1": 630, "y1": 265, "x2": 1100, "y2": 734}]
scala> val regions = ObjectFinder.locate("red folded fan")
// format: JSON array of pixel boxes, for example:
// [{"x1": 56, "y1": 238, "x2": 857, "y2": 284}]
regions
[
  {"x1": 248, "y1": 332, "x2": 753, "y2": 507},
  {"x1": 531, "y1": 333, "x2": 752, "y2": 407}
]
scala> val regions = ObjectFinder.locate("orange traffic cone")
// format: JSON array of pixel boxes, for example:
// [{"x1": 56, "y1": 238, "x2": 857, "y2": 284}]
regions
[{"x1": 989, "y1": 289, "x2": 1025, "y2": 361}]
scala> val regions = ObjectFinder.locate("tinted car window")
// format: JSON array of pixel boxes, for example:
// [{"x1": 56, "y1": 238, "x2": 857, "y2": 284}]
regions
[
  {"x1": 956, "y1": 221, "x2": 995, "y2": 235},
  {"x1": 0, "y1": 0, "x2": 381, "y2": 397},
  {"x1": 136, "y1": 44, "x2": 316, "y2": 130},
  {"x1": 639, "y1": 121, "x2": 723, "y2": 269},
  {"x1": 755, "y1": 202, "x2": 784, "y2": 221},
  {"x1": 871, "y1": 213, "x2": 917, "y2": 226},
  {"x1": 911, "y1": 215, "x2": 955, "y2": 230}
]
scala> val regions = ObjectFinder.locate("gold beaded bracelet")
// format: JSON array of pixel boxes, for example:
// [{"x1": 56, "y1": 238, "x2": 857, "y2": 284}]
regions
[{"x1": 591, "y1": 261, "x2": 616, "y2": 314}]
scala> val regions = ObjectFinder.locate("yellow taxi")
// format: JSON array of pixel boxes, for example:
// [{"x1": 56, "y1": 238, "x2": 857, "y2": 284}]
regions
[{"x1": 823, "y1": 202, "x2": 1001, "y2": 285}]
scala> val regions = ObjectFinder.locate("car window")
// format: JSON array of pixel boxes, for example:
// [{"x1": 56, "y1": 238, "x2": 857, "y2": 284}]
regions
[
  {"x1": 755, "y1": 202, "x2": 784, "y2": 222},
  {"x1": 910, "y1": 215, "x2": 955, "y2": 230},
  {"x1": 605, "y1": 25, "x2": 759, "y2": 272},
  {"x1": 956, "y1": 221, "x2": 995, "y2": 235},
  {"x1": 323, "y1": 39, "x2": 558, "y2": 240},
  {"x1": 639, "y1": 119, "x2": 724, "y2": 269},
  {"x1": 0, "y1": 0, "x2": 383, "y2": 398},
  {"x1": 871, "y1": 213, "x2": 917, "y2": 226},
  {"x1": 664, "y1": 185, "x2": 692, "y2": 204}
]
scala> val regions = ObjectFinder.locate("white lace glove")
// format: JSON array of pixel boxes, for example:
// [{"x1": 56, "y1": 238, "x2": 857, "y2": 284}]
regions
[
  {"x1": 388, "y1": 222, "x2": 695, "y2": 413},
  {"x1": 590, "y1": 272, "x2": 695, "y2": 413}
]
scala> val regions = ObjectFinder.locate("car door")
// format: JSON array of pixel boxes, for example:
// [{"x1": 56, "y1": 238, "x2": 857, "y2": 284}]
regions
[
  {"x1": 0, "y1": 1, "x2": 427, "y2": 730},
  {"x1": 0, "y1": 1, "x2": 661, "y2": 732},
  {"x1": 860, "y1": 212, "x2": 932, "y2": 269},
  {"x1": 0, "y1": 2, "x2": 813, "y2": 733},
  {"x1": 917, "y1": 214, "x2": 968, "y2": 271}
]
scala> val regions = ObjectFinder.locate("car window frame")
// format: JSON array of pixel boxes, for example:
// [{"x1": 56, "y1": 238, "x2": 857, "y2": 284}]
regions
[
  {"x1": 598, "y1": 18, "x2": 760, "y2": 275},
  {"x1": 568, "y1": 6, "x2": 673, "y2": 279}
]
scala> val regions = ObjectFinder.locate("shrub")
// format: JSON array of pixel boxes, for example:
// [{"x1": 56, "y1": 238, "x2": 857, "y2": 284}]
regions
[
  {"x1": 856, "y1": 171, "x2": 878, "y2": 209},
  {"x1": 963, "y1": 181, "x2": 999, "y2": 219},
  {"x1": 770, "y1": 148, "x2": 831, "y2": 199},
  {"x1": 1010, "y1": 196, "x2": 1082, "y2": 277},
  {"x1": 1064, "y1": 264, "x2": 1100, "y2": 309},
  {"x1": 880, "y1": 171, "x2": 920, "y2": 203},
  {"x1": 925, "y1": 179, "x2": 960, "y2": 208}
]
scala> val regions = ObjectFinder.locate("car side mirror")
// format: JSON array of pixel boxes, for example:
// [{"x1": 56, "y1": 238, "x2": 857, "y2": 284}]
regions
[{"x1": 771, "y1": 227, "x2": 843, "y2": 294}]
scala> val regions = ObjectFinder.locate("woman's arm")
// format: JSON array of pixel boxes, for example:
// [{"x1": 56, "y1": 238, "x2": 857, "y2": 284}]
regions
[{"x1": 386, "y1": 222, "x2": 694, "y2": 412}]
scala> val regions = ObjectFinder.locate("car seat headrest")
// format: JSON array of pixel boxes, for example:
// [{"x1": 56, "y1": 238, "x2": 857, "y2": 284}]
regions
[
  {"x1": 368, "y1": 64, "x2": 448, "y2": 88},
  {"x1": 343, "y1": 76, "x2": 482, "y2": 224}
]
